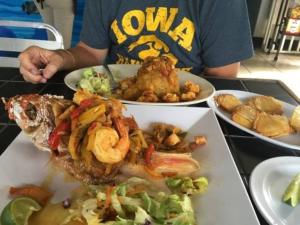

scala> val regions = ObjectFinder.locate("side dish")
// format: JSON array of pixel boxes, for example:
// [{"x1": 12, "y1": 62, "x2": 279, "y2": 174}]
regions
[
  {"x1": 214, "y1": 94, "x2": 298, "y2": 138},
  {"x1": 1, "y1": 176, "x2": 208, "y2": 225},
  {"x1": 78, "y1": 56, "x2": 202, "y2": 103},
  {"x1": 78, "y1": 68, "x2": 111, "y2": 96}
]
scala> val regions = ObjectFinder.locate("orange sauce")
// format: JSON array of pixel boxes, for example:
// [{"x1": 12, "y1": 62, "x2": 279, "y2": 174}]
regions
[
  {"x1": 29, "y1": 202, "x2": 85, "y2": 225},
  {"x1": 29, "y1": 164, "x2": 89, "y2": 225}
]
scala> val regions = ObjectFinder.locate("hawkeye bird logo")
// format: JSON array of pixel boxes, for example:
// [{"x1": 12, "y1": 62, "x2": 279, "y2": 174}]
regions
[
  {"x1": 111, "y1": 7, "x2": 195, "y2": 66},
  {"x1": 128, "y1": 35, "x2": 178, "y2": 65}
]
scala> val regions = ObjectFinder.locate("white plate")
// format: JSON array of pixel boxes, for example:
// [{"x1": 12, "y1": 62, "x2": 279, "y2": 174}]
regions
[
  {"x1": 64, "y1": 64, "x2": 215, "y2": 106},
  {"x1": 207, "y1": 90, "x2": 300, "y2": 150},
  {"x1": 0, "y1": 105, "x2": 259, "y2": 225},
  {"x1": 250, "y1": 157, "x2": 300, "y2": 225}
]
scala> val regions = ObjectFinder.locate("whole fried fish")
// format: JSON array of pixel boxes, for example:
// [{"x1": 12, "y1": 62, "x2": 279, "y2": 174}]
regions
[{"x1": 3, "y1": 90, "x2": 200, "y2": 184}]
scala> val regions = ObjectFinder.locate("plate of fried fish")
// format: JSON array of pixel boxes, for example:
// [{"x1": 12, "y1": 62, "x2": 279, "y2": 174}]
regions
[
  {"x1": 64, "y1": 56, "x2": 215, "y2": 106},
  {"x1": 0, "y1": 90, "x2": 259, "y2": 225},
  {"x1": 207, "y1": 90, "x2": 300, "y2": 150}
]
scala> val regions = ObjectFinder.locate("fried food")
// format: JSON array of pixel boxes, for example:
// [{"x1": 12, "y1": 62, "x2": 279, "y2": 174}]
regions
[
  {"x1": 121, "y1": 56, "x2": 179, "y2": 100},
  {"x1": 231, "y1": 105, "x2": 258, "y2": 129},
  {"x1": 253, "y1": 112, "x2": 292, "y2": 137},
  {"x1": 137, "y1": 90, "x2": 159, "y2": 102},
  {"x1": 246, "y1": 96, "x2": 283, "y2": 115},
  {"x1": 184, "y1": 80, "x2": 201, "y2": 94},
  {"x1": 117, "y1": 56, "x2": 201, "y2": 103},
  {"x1": 290, "y1": 106, "x2": 300, "y2": 132},
  {"x1": 214, "y1": 94, "x2": 242, "y2": 112},
  {"x1": 162, "y1": 93, "x2": 180, "y2": 102},
  {"x1": 181, "y1": 91, "x2": 197, "y2": 101}
]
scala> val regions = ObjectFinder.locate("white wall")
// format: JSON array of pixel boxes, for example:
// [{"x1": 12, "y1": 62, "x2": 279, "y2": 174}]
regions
[{"x1": 253, "y1": 0, "x2": 283, "y2": 37}]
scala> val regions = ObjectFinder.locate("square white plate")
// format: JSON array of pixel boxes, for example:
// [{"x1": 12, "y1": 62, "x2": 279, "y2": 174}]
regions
[{"x1": 0, "y1": 105, "x2": 259, "y2": 225}]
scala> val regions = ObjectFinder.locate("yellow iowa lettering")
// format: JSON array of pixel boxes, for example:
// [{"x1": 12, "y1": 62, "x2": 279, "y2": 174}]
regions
[
  {"x1": 168, "y1": 18, "x2": 195, "y2": 51},
  {"x1": 146, "y1": 7, "x2": 178, "y2": 32},
  {"x1": 122, "y1": 10, "x2": 145, "y2": 36},
  {"x1": 111, "y1": 20, "x2": 127, "y2": 44}
]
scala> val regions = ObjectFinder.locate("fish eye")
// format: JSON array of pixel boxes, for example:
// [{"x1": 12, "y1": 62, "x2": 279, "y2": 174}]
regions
[{"x1": 25, "y1": 102, "x2": 37, "y2": 120}]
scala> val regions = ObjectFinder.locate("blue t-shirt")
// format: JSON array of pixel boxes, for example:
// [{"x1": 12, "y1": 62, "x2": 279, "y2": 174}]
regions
[{"x1": 80, "y1": 0, "x2": 253, "y2": 75}]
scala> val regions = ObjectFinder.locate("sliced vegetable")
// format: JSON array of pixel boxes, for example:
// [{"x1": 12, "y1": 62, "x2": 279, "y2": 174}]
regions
[
  {"x1": 70, "y1": 98, "x2": 94, "y2": 120},
  {"x1": 68, "y1": 125, "x2": 88, "y2": 160},
  {"x1": 0, "y1": 197, "x2": 41, "y2": 225},
  {"x1": 282, "y1": 173, "x2": 300, "y2": 207},
  {"x1": 48, "y1": 121, "x2": 70, "y2": 150},
  {"x1": 144, "y1": 144, "x2": 155, "y2": 166},
  {"x1": 166, "y1": 176, "x2": 209, "y2": 195},
  {"x1": 78, "y1": 104, "x2": 106, "y2": 127}
]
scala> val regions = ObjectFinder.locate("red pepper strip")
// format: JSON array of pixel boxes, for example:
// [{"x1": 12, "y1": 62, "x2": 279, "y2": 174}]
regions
[
  {"x1": 70, "y1": 98, "x2": 94, "y2": 120},
  {"x1": 48, "y1": 121, "x2": 70, "y2": 150},
  {"x1": 10, "y1": 185, "x2": 53, "y2": 206},
  {"x1": 105, "y1": 186, "x2": 114, "y2": 209},
  {"x1": 87, "y1": 121, "x2": 98, "y2": 134},
  {"x1": 145, "y1": 144, "x2": 155, "y2": 166}
]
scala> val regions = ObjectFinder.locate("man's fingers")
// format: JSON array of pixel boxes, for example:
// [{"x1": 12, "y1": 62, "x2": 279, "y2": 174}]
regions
[
  {"x1": 19, "y1": 52, "x2": 40, "y2": 75},
  {"x1": 20, "y1": 67, "x2": 46, "y2": 84},
  {"x1": 43, "y1": 63, "x2": 59, "y2": 79}
]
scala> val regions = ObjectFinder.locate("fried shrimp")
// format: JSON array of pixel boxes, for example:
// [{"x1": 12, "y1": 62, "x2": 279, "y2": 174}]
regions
[{"x1": 91, "y1": 118, "x2": 130, "y2": 164}]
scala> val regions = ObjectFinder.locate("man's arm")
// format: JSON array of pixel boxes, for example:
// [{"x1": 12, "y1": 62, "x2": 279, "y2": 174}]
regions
[
  {"x1": 60, "y1": 41, "x2": 108, "y2": 71},
  {"x1": 205, "y1": 62, "x2": 240, "y2": 78}
]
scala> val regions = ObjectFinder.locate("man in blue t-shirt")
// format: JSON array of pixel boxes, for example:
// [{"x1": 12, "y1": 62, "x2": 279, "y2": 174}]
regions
[{"x1": 19, "y1": 0, "x2": 253, "y2": 83}]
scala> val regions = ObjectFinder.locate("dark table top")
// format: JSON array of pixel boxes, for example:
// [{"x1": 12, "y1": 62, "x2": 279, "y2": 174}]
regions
[{"x1": 0, "y1": 67, "x2": 299, "y2": 225}]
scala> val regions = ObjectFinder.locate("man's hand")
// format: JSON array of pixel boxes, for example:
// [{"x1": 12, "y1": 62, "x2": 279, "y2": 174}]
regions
[
  {"x1": 19, "y1": 42, "x2": 108, "y2": 84},
  {"x1": 19, "y1": 46, "x2": 65, "y2": 83}
]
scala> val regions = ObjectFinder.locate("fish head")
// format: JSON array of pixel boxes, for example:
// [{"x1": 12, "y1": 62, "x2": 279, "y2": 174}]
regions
[{"x1": 4, "y1": 94, "x2": 72, "y2": 151}]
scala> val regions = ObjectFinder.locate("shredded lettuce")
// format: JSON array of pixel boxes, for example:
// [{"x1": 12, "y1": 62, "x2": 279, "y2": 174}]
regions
[
  {"x1": 166, "y1": 176, "x2": 208, "y2": 195},
  {"x1": 82, "y1": 177, "x2": 206, "y2": 225},
  {"x1": 78, "y1": 68, "x2": 111, "y2": 96}
]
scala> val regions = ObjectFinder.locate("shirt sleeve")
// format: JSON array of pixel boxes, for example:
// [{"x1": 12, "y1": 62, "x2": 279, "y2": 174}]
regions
[
  {"x1": 199, "y1": 0, "x2": 254, "y2": 68},
  {"x1": 80, "y1": 0, "x2": 110, "y2": 49}
]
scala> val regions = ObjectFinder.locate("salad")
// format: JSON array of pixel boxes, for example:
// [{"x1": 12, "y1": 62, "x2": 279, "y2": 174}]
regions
[
  {"x1": 78, "y1": 68, "x2": 111, "y2": 96},
  {"x1": 1, "y1": 177, "x2": 208, "y2": 225}
]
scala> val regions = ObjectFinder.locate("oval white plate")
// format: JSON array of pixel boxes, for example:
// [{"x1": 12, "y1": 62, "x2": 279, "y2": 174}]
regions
[
  {"x1": 64, "y1": 64, "x2": 215, "y2": 106},
  {"x1": 250, "y1": 157, "x2": 300, "y2": 225},
  {"x1": 206, "y1": 90, "x2": 300, "y2": 150}
]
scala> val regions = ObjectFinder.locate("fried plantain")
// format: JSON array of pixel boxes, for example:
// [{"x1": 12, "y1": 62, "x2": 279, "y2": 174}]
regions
[
  {"x1": 246, "y1": 96, "x2": 283, "y2": 115},
  {"x1": 253, "y1": 112, "x2": 293, "y2": 137},
  {"x1": 214, "y1": 94, "x2": 242, "y2": 113},
  {"x1": 290, "y1": 106, "x2": 300, "y2": 132},
  {"x1": 231, "y1": 105, "x2": 258, "y2": 129}
]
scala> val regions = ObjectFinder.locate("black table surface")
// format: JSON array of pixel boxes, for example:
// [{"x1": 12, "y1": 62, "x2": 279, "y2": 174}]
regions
[{"x1": 1, "y1": 67, "x2": 299, "y2": 225}]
